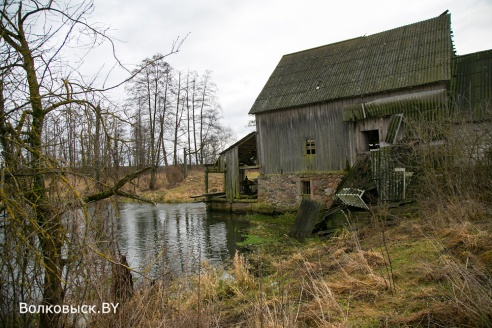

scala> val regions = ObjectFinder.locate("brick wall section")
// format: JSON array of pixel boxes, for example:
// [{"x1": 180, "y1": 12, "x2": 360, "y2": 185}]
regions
[{"x1": 257, "y1": 172, "x2": 345, "y2": 212}]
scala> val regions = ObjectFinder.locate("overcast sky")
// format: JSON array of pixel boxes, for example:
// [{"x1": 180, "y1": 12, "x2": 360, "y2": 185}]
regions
[{"x1": 89, "y1": 0, "x2": 492, "y2": 140}]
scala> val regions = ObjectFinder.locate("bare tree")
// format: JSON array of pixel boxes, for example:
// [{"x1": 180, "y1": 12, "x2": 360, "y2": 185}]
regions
[
  {"x1": 172, "y1": 70, "x2": 186, "y2": 166},
  {"x1": 184, "y1": 70, "x2": 196, "y2": 167},
  {"x1": 203, "y1": 125, "x2": 236, "y2": 163},
  {"x1": 125, "y1": 55, "x2": 172, "y2": 189},
  {"x1": 196, "y1": 71, "x2": 223, "y2": 164},
  {"x1": 180, "y1": 70, "x2": 223, "y2": 166},
  {"x1": 0, "y1": 1, "x2": 181, "y2": 326}
]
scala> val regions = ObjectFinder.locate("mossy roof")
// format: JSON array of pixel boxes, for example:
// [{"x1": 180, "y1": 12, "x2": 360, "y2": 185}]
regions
[
  {"x1": 342, "y1": 90, "x2": 448, "y2": 121},
  {"x1": 249, "y1": 13, "x2": 454, "y2": 115},
  {"x1": 451, "y1": 49, "x2": 492, "y2": 115}
]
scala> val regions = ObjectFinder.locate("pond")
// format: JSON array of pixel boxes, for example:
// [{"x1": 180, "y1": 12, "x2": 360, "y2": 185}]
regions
[{"x1": 115, "y1": 202, "x2": 249, "y2": 278}]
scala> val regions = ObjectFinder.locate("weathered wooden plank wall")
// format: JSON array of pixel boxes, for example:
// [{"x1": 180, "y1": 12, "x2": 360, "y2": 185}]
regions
[
  {"x1": 256, "y1": 103, "x2": 353, "y2": 174},
  {"x1": 225, "y1": 147, "x2": 239, "y2": 201},
  {"x1": 256, "y1": 85, "x2": 447, "y2": 175}
]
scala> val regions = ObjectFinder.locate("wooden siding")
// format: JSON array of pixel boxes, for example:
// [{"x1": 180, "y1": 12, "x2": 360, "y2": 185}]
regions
[
  {"x1": 256, "y1": 84, "x2": 450, "y2": 174},
  {"x1": 256, "y1": 102, "x2": 353, "y2": 174},
  {"x1": 224, "y1": 147, "x2": 239, "y2": 200}
]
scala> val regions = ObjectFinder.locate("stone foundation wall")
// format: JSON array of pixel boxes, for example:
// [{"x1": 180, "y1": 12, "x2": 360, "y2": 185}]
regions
[{"x1": 257, "y1": 172, "x2": 344, "y2": 212}]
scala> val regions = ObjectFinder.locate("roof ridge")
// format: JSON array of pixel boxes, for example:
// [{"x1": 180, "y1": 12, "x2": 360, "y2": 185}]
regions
[
  {"x1": 249, "y1": 12, "x2": 454, "y2": 115},
  {"x1": 283, "y1": 13, "x2": 450, "y2": 58},
  {"x1": 455, "y1": 48, "x2": 492, "y2": 59},
  {"x1": 284, "y1": 36, "x2": 364, "y2": 57}
]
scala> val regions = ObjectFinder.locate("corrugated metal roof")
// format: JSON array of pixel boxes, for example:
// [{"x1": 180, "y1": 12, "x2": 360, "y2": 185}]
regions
[
  {"x1": 451, "y1": 49, "x2": 492, "y2": 119},
  {"x1": 249, "y1": 13, "x2": 453, "y2": 114},
  {"x1": 342, "y1": 89, "x2": 448, "y2": 121}
]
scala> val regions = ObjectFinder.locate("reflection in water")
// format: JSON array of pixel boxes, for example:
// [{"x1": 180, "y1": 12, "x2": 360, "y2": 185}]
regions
[{"x1": 115, "y1": 202, "x2": 248, "y2": 277}]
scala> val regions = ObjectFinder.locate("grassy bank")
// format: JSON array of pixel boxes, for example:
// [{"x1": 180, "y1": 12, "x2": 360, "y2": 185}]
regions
[
  {"x1": 88, "y1": 197, "x2": 492, "y2": 327},
  {"x1": 138, "y1": 167, "x2": 223, "y2": 203},
  {"x1": 45, "y1": 165, "x2": 220, "y2": 204},
  {"x1": 78, "y1": 164, "x2": 492, "y2": 327}
]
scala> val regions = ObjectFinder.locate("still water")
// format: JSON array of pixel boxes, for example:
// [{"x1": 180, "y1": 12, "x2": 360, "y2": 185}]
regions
[{"x1": 115, "y1": 202, "x2": 249, "y2": 278}]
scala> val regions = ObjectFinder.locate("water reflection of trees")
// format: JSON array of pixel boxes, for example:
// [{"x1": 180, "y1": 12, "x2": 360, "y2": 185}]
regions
[{"x1": 116, "y1": 203, "x2": 248, "y2": 278}]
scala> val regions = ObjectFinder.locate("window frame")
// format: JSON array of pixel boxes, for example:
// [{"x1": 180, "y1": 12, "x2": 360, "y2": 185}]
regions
[
  {"x1": 301, "y1": 180, "x2": 311, "y2": 196},
  {"x1": 305, "y1": 138, "x2": 316, "y2": 155}
]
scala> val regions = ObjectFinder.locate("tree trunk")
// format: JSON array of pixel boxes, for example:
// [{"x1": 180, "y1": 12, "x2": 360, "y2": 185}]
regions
[
  {"x1": 19, "y1": 25, "x2": 64, "y2": 327},
  {"x1": 32, "y1": 110, "x2": 65, "y2": 328},
  {"x1": 173, "y1": 72, "x2": 182, "y2": 165},
  {"x1": 94, "y1": 105, "x2": 102, "y2": 181},
  {"x1": 149, "y1": 166, "x2": 157, "y2": 190},
  {"x1": 199, "y1": 75, "x2": 208, "y2": 165}
]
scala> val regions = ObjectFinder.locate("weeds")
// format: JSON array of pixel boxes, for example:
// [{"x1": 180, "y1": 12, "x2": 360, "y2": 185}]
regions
[
  {"x1": 82, "y1": 196, "x2": 491, "y2": 327},
  {"x1": 6, "y1": 127, "x2": 491, "y2": 327}
]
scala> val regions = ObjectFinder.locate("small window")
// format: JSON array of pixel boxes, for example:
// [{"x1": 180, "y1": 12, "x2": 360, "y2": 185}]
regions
[
  {"x1": 301, "y1": 180, "x2": 311, "y2": 195},
  {"x1": 306, "y1": 139, "x2": 316, "y2": 155}
]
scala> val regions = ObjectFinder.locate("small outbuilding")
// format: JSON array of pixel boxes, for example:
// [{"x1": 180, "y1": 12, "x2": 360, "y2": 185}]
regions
[{"x1": 203, "y1": 132, "x2": 260, "y2": 212}]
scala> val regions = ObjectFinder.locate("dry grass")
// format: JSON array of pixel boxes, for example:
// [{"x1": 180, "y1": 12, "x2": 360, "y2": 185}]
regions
[
  {"x1": 82, "y1": 201, "x2": 492, "y2": 327},
  {"x1": 49, "y1": 165, "x2": 224, "y2": 203},
  {"x1": 52, "y1": 168, "x2": 490, "y2": 328},
  {"x1": 133, "y1": 167, "x2": 223, "y2": 203},
  {"x1": 42, "y1": 146, "x2": 492, "y2": 327}
]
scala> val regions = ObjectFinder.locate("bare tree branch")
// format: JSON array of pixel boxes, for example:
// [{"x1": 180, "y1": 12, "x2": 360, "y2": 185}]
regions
[{"x1": 84, "y1": 166, "x2": 153, "y2": 203}]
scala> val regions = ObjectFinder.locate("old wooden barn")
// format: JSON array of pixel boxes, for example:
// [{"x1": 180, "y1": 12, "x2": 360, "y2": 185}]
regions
[{"x1": 204, "y1": 12, "x2": 492, "y2": 213}]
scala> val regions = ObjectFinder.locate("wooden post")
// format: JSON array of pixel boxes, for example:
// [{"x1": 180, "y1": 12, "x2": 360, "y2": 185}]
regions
[
  {"x1": 205, "y1": 169, "x2": 209, "y2": 194},
  {"x1": 183, "y1": 148, "x2": 188, "y2": 178},
  {"x1": 290, "y1": 198, "x2": 322, "y2": 238}
]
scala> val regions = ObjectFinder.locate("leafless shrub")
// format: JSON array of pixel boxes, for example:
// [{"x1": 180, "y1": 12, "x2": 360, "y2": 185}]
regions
[
  {"x1": 165, "y1": 165, "x2": 186, "y2": 188},
  {"x1": 403, "y1": 106, "x2": 492, "y2": 211}
]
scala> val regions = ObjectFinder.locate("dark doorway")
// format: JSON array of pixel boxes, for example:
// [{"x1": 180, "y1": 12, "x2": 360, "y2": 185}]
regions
[{"x1": 362, "y1": 130, "x2": 380, "y2": 151}]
